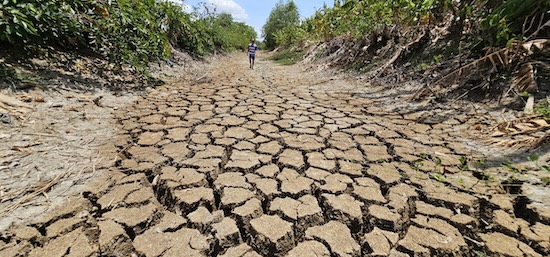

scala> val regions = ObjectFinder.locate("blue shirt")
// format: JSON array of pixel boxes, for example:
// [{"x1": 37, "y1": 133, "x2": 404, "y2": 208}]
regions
[{"x1": 248, "y1": 44, "x2": 258, "y2": 55}]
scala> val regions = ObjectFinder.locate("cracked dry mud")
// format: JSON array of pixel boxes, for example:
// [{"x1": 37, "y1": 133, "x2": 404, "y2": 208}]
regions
[{"x1": 2, "y1": 54, "x2": 550, "y2": 257}]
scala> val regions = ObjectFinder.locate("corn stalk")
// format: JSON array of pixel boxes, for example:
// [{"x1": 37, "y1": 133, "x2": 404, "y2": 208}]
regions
[{"x1": 414, "y1": 39, "x2": 549, "y2": 100}]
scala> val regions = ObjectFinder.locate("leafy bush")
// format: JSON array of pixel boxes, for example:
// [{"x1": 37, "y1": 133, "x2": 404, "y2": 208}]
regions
[
  {"x1": 0, "y1": 0, "x2": 257, "y2": 70},
  {"x1": 206, "y1": 13, "x2": 256, "y2": 52},
  {"x1": 482, "y1": 0, "x2": 550, "y2": 45},
  {"x1": 0, "y1": 0, "x2": 38, "y2": 44},
  {"x1": 95, "y1": 0, "x2": 173, "y2": 69},
  {"x1": 0, "y1": 0, "x2": 87, "y2": 47},
  {"x1": 274, "y1": 25, "x2": 306, "y2": 47},
  {"x1": 274, "y1": 0, "x2": 548, "y2": 49},
  {"x1": 304, "y1": 0, "x2": 452, "y2": 41},
  {"x1": 0, "y1": 62, "x2": 18, "y2": 87},
  {"x1": 535, "y1": 99, "x2": 550, "y2": 120}
]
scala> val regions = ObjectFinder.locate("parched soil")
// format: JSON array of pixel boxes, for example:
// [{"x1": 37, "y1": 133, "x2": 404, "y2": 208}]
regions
[{"x1": 1, "y1": 53, "x2": 549, "y2": 256}]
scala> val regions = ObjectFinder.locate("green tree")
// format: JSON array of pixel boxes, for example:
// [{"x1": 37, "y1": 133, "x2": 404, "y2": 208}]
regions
[
  {"x1": 217, "y1": 12, "x2": 234, "y2": 27},
  {"x1": 0, "y1": 0, "x2": 258, "y2": 69},
  {"x1": 211, "y1": 13, "x2": 257, "y2": 51},
  {"x1": 262, "y1": 0, "x2": 300, "y2": 49}
]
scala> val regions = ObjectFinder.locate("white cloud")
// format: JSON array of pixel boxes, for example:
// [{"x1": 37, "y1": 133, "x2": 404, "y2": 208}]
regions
[
  {"x1": 205, "y1": 0, "x2": 248, "y2": 21},
  {"x1": 182, "y1": 3, "x2": 192, "y2": 13},
  {"x1": 163, "y1": 0, "x2": 192, "y2": 13}
]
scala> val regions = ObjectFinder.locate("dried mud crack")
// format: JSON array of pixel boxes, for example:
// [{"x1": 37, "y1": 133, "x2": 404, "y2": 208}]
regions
[{"x1": 1, "y1": 54, "x2": 549, "y2": 257}]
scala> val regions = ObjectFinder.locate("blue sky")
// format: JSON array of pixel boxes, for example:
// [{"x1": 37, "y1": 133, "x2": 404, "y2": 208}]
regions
[{"x1": 176, "y1": 0, "x2": 332, "y2": 39}]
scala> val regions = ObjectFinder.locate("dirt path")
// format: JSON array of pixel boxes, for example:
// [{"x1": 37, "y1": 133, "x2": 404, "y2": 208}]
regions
[{"x1": 1, "y1": 54, "x2": 549, "y2": 256}]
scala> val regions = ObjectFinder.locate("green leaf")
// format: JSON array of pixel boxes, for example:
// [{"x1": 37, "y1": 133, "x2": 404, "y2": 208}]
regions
[
  {"x1": 6, "y1": 24, "x2": 13, "y2": 34},
  {"x1": 342, "y1": 1, "x2": 356, "y2": 10},
  {"x1": 528, "y1": 153, "x2": 539, "y2": 162}
]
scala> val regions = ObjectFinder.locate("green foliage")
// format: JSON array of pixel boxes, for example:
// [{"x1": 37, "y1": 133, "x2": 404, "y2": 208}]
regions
[
  {"x1": 0, "y1": 0, "x2": 256, "y2": 71},
  {"x1": 458, "y1": 156, "x2": 469, "y2": 171},
  {"x1": 274, "y1": 25, "x2": 306, "y2": 47},
  {"x1": 501, "y1": 161, "x2": 528, "y2": 174},
  {"x1": 481, "y1": 0, "x2": 550, "y2": 45},
  {"x1": 93, "y1": 0, "x2": 172, "y2": 69},
  {"x1": 305, "y1": 0, "x2": 452, "y2": 41},
  {"x1": 262, "y1": 0, "x2": 300, "y2": 49},
  {"x1": 534, "y1": 99, "x2": 550, "y2": 120},
  {"x1": 0, "y1": 0, "x2": 38, "y2": 43},
  {"x1": 178, "y1": 12, "x2": 256, "y2": 56},
  {"x1": 269, "y1": 49, "x2": 305, "y2": 65},
  {"x1": 0, "y1": 62, "x2": 18, "y2": 87},
  {"x1": 210, "y1": 13, "x2": 257, "y2": 52},
  {"x1": 528, "y1": 153, "x2": 540, "y2": 162},
  {"x1": 0, "y1": 0, "x2": 87, "y2": 47},
  {"x1": 270, "y1": 0, "x2": 548, "y2": 52},
  {"x1": 432, "y1": 173, "x2": 446, "y2": 182}
]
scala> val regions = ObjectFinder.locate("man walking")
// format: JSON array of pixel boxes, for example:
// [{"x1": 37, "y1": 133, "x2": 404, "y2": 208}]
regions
[{"x1": 248, "y1": 39, "x2": 258, "y2": 69}]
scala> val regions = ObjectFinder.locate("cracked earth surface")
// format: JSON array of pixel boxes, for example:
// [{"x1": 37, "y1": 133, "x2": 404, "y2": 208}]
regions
[{"x1": 1, "y1": 54, "x2": 549, "y2": 257}]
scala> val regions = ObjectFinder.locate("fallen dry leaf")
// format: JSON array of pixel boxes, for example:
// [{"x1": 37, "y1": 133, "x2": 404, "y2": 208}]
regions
[
  {"x1": 514, "y1": 123, "x2": 535, "y2": 131},
  {"x1": 67, "y1": 106, "x2": 81, "y2": 112},
  {"x1": 10, "y1": 146, "x2": 33, "y2": 154},
  {"x1": 10, "y1": 143, "x2": 40, "y2": 154},
  {"x1": 0, "y1": 151, "x2": 14, "y2": 158},
  {"x1": 490, "y1": 131, "x2": 506, "y2": 137},
  {"x1": 532, "y1": 119, "x2": 549, "y2": 127},
  {"x1": 34, "y1": 96, "x2": 45, "y2": 102},
  {"x1": 19, "y1": 95, "x2": 33, "y2": 102},
  {"x1": 522, "y1": 39, "x2": 549, "y2": 54}
]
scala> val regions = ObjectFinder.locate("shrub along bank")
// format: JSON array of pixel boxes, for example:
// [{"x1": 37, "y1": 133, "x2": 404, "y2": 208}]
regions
[{"x1": 0, "y1": 0, "x2": 257, "y2": 71}]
